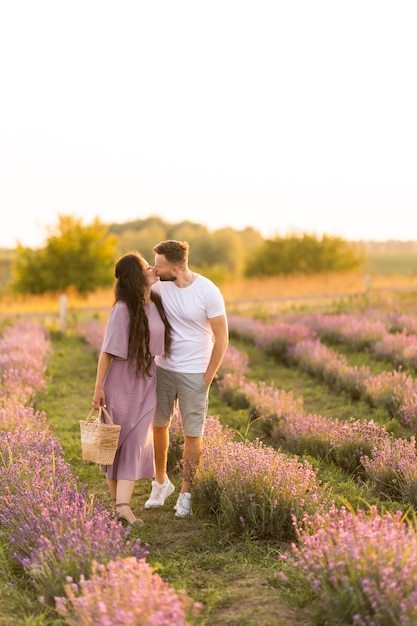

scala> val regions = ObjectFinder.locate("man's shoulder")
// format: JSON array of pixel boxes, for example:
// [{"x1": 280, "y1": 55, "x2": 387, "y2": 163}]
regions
[
  {"x1": 195, "y1": 273, "x2": 221, "y2": 291},
  {"x1": 195, "y1": 275, "x2": 226, "y2": 314}
]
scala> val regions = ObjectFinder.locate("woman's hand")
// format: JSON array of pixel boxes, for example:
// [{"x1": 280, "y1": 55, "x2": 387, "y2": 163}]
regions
[{"x1": 92, "y1": 386, "x2": 106, "y2": 409}]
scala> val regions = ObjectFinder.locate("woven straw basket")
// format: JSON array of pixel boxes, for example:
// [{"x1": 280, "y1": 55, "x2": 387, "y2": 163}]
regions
[{"x1": 80, "y1": 406, "x2": 121, "y2": 465}]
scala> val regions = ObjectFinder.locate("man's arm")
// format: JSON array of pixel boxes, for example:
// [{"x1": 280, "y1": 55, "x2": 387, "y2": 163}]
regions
[{"x1": 204, "y1": 314, "x2": 229, "y2": 388}]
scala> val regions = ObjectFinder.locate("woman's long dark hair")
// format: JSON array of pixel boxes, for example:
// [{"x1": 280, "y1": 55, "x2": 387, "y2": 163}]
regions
[{"x1": 114, "y1": 252, "x2": 171, "y2": 377}]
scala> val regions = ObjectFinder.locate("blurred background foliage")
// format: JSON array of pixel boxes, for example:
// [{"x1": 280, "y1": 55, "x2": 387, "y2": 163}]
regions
[{"x1": 1, "y1": 214, "x2": 417, "y2": 296}]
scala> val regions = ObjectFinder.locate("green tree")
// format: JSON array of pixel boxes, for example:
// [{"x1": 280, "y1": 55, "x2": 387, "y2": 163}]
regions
[
  {"x1": 188, "y1": 228, "x2": 246, "y2": 281},
  {"x1": 167, "y1": 224, "x2": 263, "y2": 280},
  {"x1": 11, "y1": 215, "x2": 118, "y2": 294},
  {"x1": 245, "y1": 233, "x2": 363, "y2": 277},
  {"x1": 110, "y1": 215, "x2": 169, "y2": 260},
  {"x1": 108, "y1": 217, "x2": 264, "y2": 282}
]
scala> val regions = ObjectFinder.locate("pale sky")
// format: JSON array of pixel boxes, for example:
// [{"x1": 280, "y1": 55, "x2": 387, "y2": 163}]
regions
[{"x1": 1, "y1": 0, "x2": 416, "y2": 248}]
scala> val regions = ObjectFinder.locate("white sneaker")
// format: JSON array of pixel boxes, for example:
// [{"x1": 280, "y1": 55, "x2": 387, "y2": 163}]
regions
[
  {"x1": 175, "y1": 492, "x2": 192, "y2": 517},
  {"x1": 144, "y1": 477, "x2": 175, "y2": 509}
]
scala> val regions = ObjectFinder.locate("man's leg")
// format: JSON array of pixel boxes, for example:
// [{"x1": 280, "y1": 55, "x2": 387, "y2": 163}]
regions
[
  {"x1": 144, "y1": 424, "x2": 175, "y2": 508},
  {"x1": 153, "y1": 425, "x2": 170, "y2": 484},
  {"x1": 181, "y1": 434, "x2": 203, "y2": 493},
  {"x1": 174, "y1": 373, "x2": 208, "y2": 517},
  {"x1": 174, "y1": 434, "x2": 202, "y2": 517}
]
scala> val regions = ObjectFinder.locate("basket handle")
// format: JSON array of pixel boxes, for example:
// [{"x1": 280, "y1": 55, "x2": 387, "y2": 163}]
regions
[
  {"x1": 99, "y1": 405, "x2": 114, "y2": 425},
  {"x1": 86, "y1": 406, "x2": 114, "y2": 425}
]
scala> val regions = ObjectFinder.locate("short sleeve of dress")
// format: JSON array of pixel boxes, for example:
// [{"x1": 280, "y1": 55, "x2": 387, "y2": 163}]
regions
[{"x1": 101, "y1": 301, "x2": 129, "y2": 360}]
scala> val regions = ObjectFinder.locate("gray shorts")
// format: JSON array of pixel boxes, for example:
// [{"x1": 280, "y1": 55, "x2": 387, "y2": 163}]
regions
[{"x1": 154, "y1": 367, "x2": 208, "y2": 437}]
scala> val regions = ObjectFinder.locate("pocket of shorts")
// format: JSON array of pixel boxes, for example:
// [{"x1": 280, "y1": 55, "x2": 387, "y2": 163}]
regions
[{"x1": 198, "y1": 373, "x2": 208, "y2": 392}]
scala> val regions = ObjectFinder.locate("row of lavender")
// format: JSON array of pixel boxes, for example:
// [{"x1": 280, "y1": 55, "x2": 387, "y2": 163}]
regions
[
  {"x1": 80, "y1": 317, "x2": 417, "y2": 624},
  {"x1": 220, "y1": 345, "x2": 417, "y2": 498},
  {"x1": 296, "y1": 310, "x2": 417, "y2": 369},
  {"x1": 229, "y1": 312, "x2": 417, "y2": 429},
  {"x1": 0, "y1": 321, "x2": 199, "y2": 625}
]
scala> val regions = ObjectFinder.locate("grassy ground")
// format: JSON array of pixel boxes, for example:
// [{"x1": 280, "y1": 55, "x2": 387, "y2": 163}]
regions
[{"x1": 1, "y1": 322, "x2": 402, "y2": 625}]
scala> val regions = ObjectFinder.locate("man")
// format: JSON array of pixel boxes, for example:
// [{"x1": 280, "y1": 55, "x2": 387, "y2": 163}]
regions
[{"x1": 144, "y1": 239, "x2": 228, "y2": 517}]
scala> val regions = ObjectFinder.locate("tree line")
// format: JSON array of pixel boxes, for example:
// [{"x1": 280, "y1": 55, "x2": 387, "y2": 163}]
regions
[{"x1": 5, "y1": 214, "x2": 363, "y2": 295}]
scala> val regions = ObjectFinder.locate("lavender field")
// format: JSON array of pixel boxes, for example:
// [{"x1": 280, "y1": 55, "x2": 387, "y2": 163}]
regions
[{"x1": 2, "y1": 303, "x2": 417, "y2": 624}]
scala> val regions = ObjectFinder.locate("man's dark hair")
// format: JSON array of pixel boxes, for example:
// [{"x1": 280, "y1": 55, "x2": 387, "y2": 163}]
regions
[{"x1": 152, "y1": 240, "x2": 189, "y2": 268}]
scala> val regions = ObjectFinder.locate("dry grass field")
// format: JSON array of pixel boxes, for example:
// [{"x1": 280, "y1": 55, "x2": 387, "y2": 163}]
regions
[{"x1": 2, "y1": 271, "x2": 417, "y2": 321}]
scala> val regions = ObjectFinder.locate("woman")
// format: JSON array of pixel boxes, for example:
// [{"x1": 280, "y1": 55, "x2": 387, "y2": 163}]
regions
[{"x1": 92, "y1": 252, "x2": 171, "y2": 525}]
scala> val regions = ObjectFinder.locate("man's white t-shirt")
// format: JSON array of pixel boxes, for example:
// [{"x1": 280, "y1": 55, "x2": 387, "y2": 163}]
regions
[{"x1": 152, "y1": 274, "x2": 226, "y2": 373}]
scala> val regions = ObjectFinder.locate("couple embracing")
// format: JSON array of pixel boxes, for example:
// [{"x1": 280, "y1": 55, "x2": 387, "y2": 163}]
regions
[{"x1": 92, "y1": 239, "x2": 229, "y2": 525}]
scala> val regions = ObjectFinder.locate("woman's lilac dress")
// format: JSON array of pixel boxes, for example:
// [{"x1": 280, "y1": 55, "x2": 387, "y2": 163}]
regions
[{"x1": 100, "y1": 300, "x2": 165, "y2": 480}]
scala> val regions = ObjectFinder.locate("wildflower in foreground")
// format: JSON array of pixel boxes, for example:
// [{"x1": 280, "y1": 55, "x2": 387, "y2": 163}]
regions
[
  {"x1": 55, "y1": 557, "x2": 201, "y2": 626},
  {"x1": 289, "y1": 505, "x2": 417, "y2": 626},
  {"x1": 0, "y1": 427, "x2": 146, "y2": 603}
]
